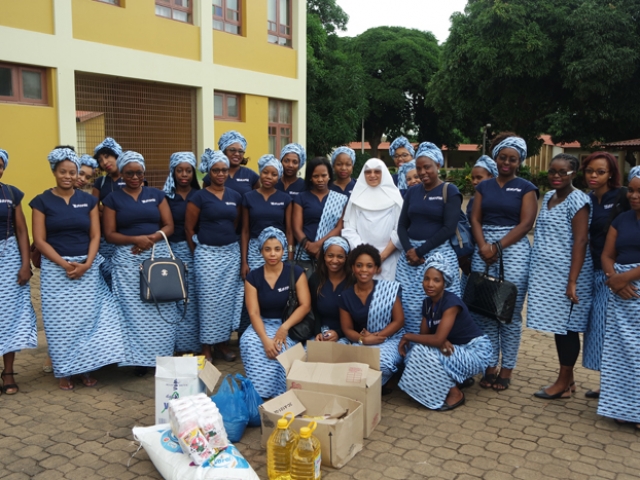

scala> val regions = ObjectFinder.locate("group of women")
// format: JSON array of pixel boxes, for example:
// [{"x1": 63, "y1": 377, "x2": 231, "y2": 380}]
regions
[{"x1": 0, "y1": 130, "x2": 638, "y2": 431}]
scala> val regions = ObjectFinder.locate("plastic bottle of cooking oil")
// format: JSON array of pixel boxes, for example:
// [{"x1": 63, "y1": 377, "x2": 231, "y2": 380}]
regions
[
  {"x1": 290, "y1": 421, "x2": 321, "y2": 480},
  {"x1": 267, "y1": 412, "x2": 298, "y2": 480}
]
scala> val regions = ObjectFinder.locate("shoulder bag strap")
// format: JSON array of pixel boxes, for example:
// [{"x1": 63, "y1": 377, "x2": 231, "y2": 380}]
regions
[
  {"x1": 443, "y1": 182, "x2": 448, "y2": 203},
  {"x1": 139, "y1": 271, "x2": 187, "y2": 325},
  {"x1": 495, "y1": 242, "x2": 506, "y2": 282},
  {"x1": 153, "y1": 230, "x2": 176, "y2": 259}
]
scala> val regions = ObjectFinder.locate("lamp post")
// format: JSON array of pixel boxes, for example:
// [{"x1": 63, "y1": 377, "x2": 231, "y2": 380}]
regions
[{"x1": 482, "y1": 123, "x2": 492, "y2": 156}]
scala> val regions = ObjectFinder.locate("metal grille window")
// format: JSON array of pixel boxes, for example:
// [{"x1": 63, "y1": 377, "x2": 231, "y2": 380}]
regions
[
  {"x1": 0, "y1": 63, "x2": 48, "y2": 106},
  {"x1": 267, "y1": 0, "x2": 292, "y2": 47},
  {"x1": 268, "y1": 99, "x2": 292, "y2": 155},
  {"x1": 214, "y1": 92, "x2": 240, "y2": 120},
  {"x1": 213, "y1": 0, "x2": 241, "y2": 35},
  {"x1": 156, "y1": 0, "x2": 192, "y2": 24},
  {"x1": 75, "y1": 73, "x2": 196, "y2": 188}
]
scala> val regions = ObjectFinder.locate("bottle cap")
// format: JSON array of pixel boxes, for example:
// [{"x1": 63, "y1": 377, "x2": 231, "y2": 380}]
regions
[
  {"x1": 299, "y1": 427, "x2": 311, "y2": 438},
  {"x1": 277, "y1": 412, "x2": 294, "y2": 429}
]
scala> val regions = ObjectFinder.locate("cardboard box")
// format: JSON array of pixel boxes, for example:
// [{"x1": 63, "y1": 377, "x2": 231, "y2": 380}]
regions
[
  {"x1": 278, "y1": 341, "x2": 382, "y2": 438},
  {"x1": 260, "y1": 390, "x2": 364, "y2": 468}
]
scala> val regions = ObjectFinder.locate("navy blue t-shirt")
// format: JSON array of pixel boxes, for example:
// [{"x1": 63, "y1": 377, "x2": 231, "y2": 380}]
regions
[
  {"x1": 330, "y1": 179, "x2": 357, "y2": 198},
  {"x1": 189, "y1": 188, "x2": 241, "y2": 246},
  {"x1": 167, "y1": 189, "x2": 198, "y2": 243},
  {"x1": 242, "y1": 190, "x2": 292, "y2": 238},
  {"x1": 0, "y1": 184, "x2": 23, "y2": 238},
  {"x1": 293, "y1": 191, "x2": 331, "y2": 241},
  {"x1": 202, "y1": 167, "x2": 259, "y2": 196},
  {"x1": 475, "y1": 177, "x2": 538, "y2": 226},
  {"x1": 102, "y1": 187, "x2": 166, "y2": 237},
  {"x1": 466, "y1": 196, "x2": 475, "y2": 219},
  {"x1": 612, "y1": 210, "x2": 640, "y2": 265},
  {"x1": 312, "y1": 276, "x2": 347, "y2": 334},
  {"x1": 275, "y1": 177, "x2": 307, "y2": 197},
  {"x1": 246, "y1": 263, "x2": 304, "y2": 318},
  {"x1": 93, "y1": 175, "x2": 126, "y2": 202},
  {"x1": 422, "y1": 290, "x2": 483, "y2": 345},
  {"x1": 339, "y1": 281, "x2": 400, "y2": 333},
  {"x1": 30, "y1": 189, "x2": 98, "y2": 257},
  {"x1": 589, "y1": 188, "x2": 623, "y2": 270},
  {"x1": 391, "y1": 173, "x2": 399, "y2": 186}
]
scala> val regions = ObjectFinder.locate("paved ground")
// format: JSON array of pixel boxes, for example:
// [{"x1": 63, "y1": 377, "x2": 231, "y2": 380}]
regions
[{"x1": 1, "y1": 273, "x2": 639, "y2": 480}]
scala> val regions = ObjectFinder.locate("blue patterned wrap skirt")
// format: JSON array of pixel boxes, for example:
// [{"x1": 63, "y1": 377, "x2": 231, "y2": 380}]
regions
[
  {"x1": 597, "y1": 262, "x2": 640, "y2": 424},
  {"x1": 194, "y1": 238, "x2": 244, "y2": 344},
  {"x1": 111, "y1": 244, "x2": 179, "y2": 367},
  {"x1": 239, "y1": 318, "x2": 298, "y2": 399},
  {"x1": 170, "y1": 241, "x2": 200, "y2": 353},
  {"x1": 98, "y1": 237, "x2": 115, "y2": 288},
  {"x1": 41, "y1": 254, "x2": 125, "y2": 377},
  {"x1": 582, "y1": 270, "x2": 608, "y2": 371},
  {"x1": 247, "y1": 238, "x2": 266, "y2": 271},
  {"x1": 399, "y1": 336, "x2": 492, "y2": 409},
  {"x1": 470, "y1": 225, "x2": 530, "y2": 370},
  {"x1": 395, "y1": 240, "x2": 461, "y2": 334},
  {"x1": 0, "y1": 236, "x2": 37, "y2": 356},
  {"x1": 297, "y1": 191, "x2": 347, "y2": 261}
]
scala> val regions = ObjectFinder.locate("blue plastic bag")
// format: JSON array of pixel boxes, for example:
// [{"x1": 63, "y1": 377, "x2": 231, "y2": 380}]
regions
[
  {"x1": 235, "y1": 374, "x2": 264, "y2": 427},
  {"x1": 211, "y1": 374, "x2": 249, "y2": 442}
]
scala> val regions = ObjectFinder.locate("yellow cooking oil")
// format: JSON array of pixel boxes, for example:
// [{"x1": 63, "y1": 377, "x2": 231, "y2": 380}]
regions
[
  {"x1": 267, "y1": 412, "x2": 298, "y2": 480},
  {"x1": 290, "y1": 421, "x2": 321, "y2": 480}
]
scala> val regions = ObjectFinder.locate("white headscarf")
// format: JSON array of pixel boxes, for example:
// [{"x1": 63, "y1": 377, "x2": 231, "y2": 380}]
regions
[{"x1": 349, "y1": 158, "x2": 403, "y2": 211}]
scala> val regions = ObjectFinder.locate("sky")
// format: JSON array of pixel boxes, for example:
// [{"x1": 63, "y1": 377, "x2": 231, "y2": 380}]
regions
[{"x1": 335, "y1": 0, "x2": 468, "y2": 44}]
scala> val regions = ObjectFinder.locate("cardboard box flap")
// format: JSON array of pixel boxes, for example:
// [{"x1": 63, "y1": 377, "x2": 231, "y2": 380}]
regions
[
  {"x1": 277, "y1": 342, "x2": 307, "y2": 373},
  {"x1": 289, "y1": 360, "x2": 371, "y2": 389},
  {"x1": 198, "y1": 361, "x2": 222, "y2": 396},
  {"x1": 261, "y1": 390, "x2": 307, "y2": 418},
  {"x1": 307, "y1": 340, "x2": 381, "y2": 371}
]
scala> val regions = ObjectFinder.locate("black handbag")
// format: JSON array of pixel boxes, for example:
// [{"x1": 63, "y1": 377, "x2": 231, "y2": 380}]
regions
[
  {"x1": 282, "y1": 249, "x2": 315, "y2": 342},
  {"x1": 139, "y1": 231, "x2": 188, "y2": 323},
  {"x1": 462, "y1": 244, "x2": 517, "y2": 324}
]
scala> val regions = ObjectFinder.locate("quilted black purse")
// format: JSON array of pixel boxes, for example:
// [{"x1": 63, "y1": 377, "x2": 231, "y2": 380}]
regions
[
  {"x1": 282, "y1": 249, "x2": 315, "y2": 342},
  {"x1": 462, "y1": 244, "x2": 517, "y2": 324}
]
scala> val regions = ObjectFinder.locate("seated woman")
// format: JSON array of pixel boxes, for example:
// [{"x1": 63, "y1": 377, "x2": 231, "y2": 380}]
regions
[
  {"x1": 338, "y1": 244, "x2": 404, "y2": 385},
  {"x1": 308, "y1": 237, "x2": 350, "y2": 342},
  {"x1": 240, "y1": 227, "x2": 311, "y2": 399},
  {"x1": 398, "y1": 253, "x2": 491, "y2": 411}
]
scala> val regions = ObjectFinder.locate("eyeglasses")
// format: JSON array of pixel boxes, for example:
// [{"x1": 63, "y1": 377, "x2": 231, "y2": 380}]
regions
[
  {"x1": 210, "y1": 168, "x2": 229, "y2": 175},
  {"x1": 226, "y1": 148, "x2": 245, "y2": 156},
  {"x1": 393, "y1": 153, "x2": 412, "y2": 160},
  {"x1": 548, "y1": 170, "x2": 574, "y2": 178},
  {"x1": 123, "y1": 171, "x2": 144, "y2": 178},
  {"x1": 584, "y1": 168, "x2": 609, "y2": 176}
]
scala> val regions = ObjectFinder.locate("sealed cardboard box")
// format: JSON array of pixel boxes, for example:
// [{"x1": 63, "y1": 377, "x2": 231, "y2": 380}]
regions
[
  {"x1": 260, "y1": 390, "x2": 363, "y2": 468},
  {"x1": 277, "y1": 341, "x2": 382, "y2": 438}
]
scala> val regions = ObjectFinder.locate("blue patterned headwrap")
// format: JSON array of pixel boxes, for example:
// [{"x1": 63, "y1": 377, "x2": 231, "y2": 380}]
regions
[
  {"x1": 47, "y1": 148, "x2": 81, "y2": 172},
  {"x1": 199, "y1": 149, "x2": 229, "y2": 174},
  {"x1": 331, "y1": 147, "x2": 356, "y2": 166},
  {"x1": 218, "y1": 130, "x2": 247, "y2": 152},
  {"x1": 79, "y1": 154, "x2": 99, "y2": 170},
  {"x1": 473, "y1": 155, "x2": 498, "y2": 178},
  {"x1": 492, "y1": 137, "x2": 527, "y2": 164},
  {"x1": 163, "y1": 152, "x2": 197, "y2": 198},
  {"x1": 93, "y1": 137, "x2": 123, "y2": 159},
  {"x1": 116, "y1": 151, "x2": 145, "y2": 173},
  {"x1": 397, "y1": 160, "x2": 417, "y2": 190},
  {"x1": 424, "y1": 252, "x2": 455, "y2": 288},
  {"x1": 389, "y1": 136, "x2": 415, "y2": 159},
  {"x1": 415, "y1": 142, "x2": 444, "y2": 167},
  {"x1": 258, "y1": 154, "x2": 283, "y2": 179},
  {"x1": 258, "y1": 227, "x2": 288, "y2": 253},
  {"x1": 629, "y1": 166, "x2": 640, "y2": 182},
  {"x1": 0, "y1": 149, "x2": 8, "y2": 169},
  {"x1": 323, "y1": 236, "x2": 350, "y2": 254},
  {"x1": 280, "y1": 143, "x2": 307, "y2": 170}
]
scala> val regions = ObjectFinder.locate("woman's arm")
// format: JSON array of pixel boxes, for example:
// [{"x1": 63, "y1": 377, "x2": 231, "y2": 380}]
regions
[
  {"x1": 13, "y1": 204, "x2": 32, "y2": 285},
  {"x1": 240, "y1": 206, "x2": 251, "y2": 279},
  {"x1": 371, "y1": 295, "x2": 404, "y2": 340},
  {"x1": 566, "y1": 205, "x2": 589, "y2": 303},
  {"x1": 396, "y1": 195, "x2": 413, "y2": 252},
  {"x1": 494, "y1": 190, "x2": 538, "y2": 250},
  {"x1": 285, "y1": 203, "x2": 294, "y2": 260},
  {"x1": 244, "y1": 280, "x2": 278, "y2": 359},
  {"x1": 415, "y1": 187, "x2": 462, "y2": 257},
  {"x1": 292, "y1": 203, "x2": 306, "y2": 243},
  {"x1": 313, "y1": 217, "x2": 344, "y2": 253},
  {"x1": 32, "y1": 209, "x2": 73, "y2": 272},
  {"x1": 66, "y1": 205, "x2": 101, "y2": 280},
  {"x1": 600, "y1": 226, "x2": 618, "y2": 278},
  {"x1": 103, "y1": 206, "x2": 153, "y2": 250},
  {"x1": 339, "y1": 307, "x2": 360, "y2": 343},
  {"x1": 471, "y1": 191, "x2": 496, "y2": 263},
  {"x1": 184, "y1": 203, "x2": 199, "y2": 253},
  {"x1": 403, "y1": 306, "x2": 459, "y2": 349},
  {"x1": 603, "y1": 225, "x2": 640, "y2": 299},
  {"x1": 151, "y1": 198, "x2": 174, "y2": 243},
  {"x1": 380, "y1": 240, "x2": 397, "y2": 264}
]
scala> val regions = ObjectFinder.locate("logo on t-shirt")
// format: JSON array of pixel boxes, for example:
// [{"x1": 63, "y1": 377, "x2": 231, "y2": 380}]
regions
[
  {"x1": 72, "y1": 203, "x2": 89, "y2": 208},
  {"x1": 506, "y1": 188, "x2": 522, "y2": 192},
  {"x1": 429, "y1": 196, "x2": 443, "y2": 201},
  {"x1": 225, "y1": 202, "x2": 237, "y2": 206},
  {"x1": 236, "y1": 178, "x2": 250, "y2": 182},
  {"x1": 0, "y1": 199, "x2": 12, "y2": 204},
  {"x1": 270, "y1": 202, "x2": 285, "y2": 206},
  {"x1": 289, "y1": 191, "x2": 300, "y2": 196},
  {"x1": 604, "y1": 203, "x2": 614, "y2": 210},
  {"x1": 277, "y1": 286, "x2": 290, "y2": 293},
  {"x1": 141, "y1": 199, "x2": 156, "y2": 204}
]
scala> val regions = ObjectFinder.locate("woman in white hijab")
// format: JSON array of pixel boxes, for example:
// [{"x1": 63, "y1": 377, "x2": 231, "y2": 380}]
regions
[{"x1": 342, "y1": 158, "x2": 404, "y2": 281}]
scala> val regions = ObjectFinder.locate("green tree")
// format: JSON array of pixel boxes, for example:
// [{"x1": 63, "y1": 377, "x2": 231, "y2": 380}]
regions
[{"x1": 307, "y1": 0, "x2": 349, "y2": 34}]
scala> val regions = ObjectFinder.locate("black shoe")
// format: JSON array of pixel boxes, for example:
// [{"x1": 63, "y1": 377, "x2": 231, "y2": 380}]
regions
[
  {"x1": 585, "y1": 389, "x2": 600, "y2": 399},
  {"x1": 134, "y1": 366, "x2": 148, "y2": 377},
  {"x1": 533, "y1": 387, "x2": 571, "y2": 400},
  {"x1": 437, "y1": 394, "x2": 465, "y2": 411},
  {"x1": 457, "y1": 377, "x2": 475, "y2": 389},
  {"x1": 382, "y1": 386, "x2": 393, "y2": 396}
]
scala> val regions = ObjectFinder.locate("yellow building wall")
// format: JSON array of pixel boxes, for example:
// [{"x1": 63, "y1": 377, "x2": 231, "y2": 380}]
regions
[
  {"x1": 72, "y1": 0, "x2": 200, "y2": 61},
  {"x1": 213, "y1": 1, "x2": 297, "y2": 78},
  {"x1": 0, "y1": 0, "x2": 54, "y2": 35},
  {"x1": 213, "y1": 94, "x2": 269, "y2": 172}
]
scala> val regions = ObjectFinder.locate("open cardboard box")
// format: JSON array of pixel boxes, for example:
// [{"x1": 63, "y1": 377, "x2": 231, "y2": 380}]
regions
[
  {"x1": 260, "y1": 389, "x2": 363, "y2": 468},
  {"x1": 277, "y1": 341, "x2": 381, "y2": 438}
]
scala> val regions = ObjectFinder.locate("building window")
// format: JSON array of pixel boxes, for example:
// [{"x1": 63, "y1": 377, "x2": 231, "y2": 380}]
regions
[
  {"x1": 94, "y1": 0, "x2": 120, "y2": 5},
  {"x1": 156, "y1": 0, "x2": 192, "y2": 23},
  {"x1": 214, "y1": 92, "x2": 241, "y2": 121},
  {"x1": 268, "y1": 99, "x2": 292, "y2": 155},
  {"x1": 213, "y1": 0, "x2": 241, "y2": 35},
  {"x1": 267, "y1": 0, "x2": 292, "y2": 47},
  {"x1": 0, "y1": 63, "x2": 48, "y2": 106}
]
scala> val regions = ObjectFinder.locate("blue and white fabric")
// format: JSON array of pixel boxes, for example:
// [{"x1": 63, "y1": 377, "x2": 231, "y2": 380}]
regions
[
  {"x1": 598, "y1": 262, "x2": 640, "y2": 424},
  {"x1": 331, "y1": 147, "x2": 356, "y2": 166},
  {"x1": 298, "y1": 191, "x2": 347, "y2": 261},
  {"x1": 170, "y1": 240, "x2": 200, "y2": 353},
  {"x1": 41, "y1": 254, "x2": 125, "y2": 377},
  {"x1": 492, "y1": 137, "x2": 527, "y2": 164},
  {"x1": 323, "y1": 236, "x2": 350, "y2": 254},
  {"x1": 257, "y1": 154, "x2": 283, "y2": 179},
  {"x1": 415, "y1": 142, "x2": 444, "y2": 167},
  {"x1": 424, "y1": 252, "x2": 456, "y2": 288},
  {"x1": 399, "y1": 336, "x2": 492, "y2": 409},
  {"x1": 116, "y1": 151, "x2": 145, "y2": 172},
  {"x1": 0, "y1": 148, "x2": 8, "y2": 168},
  {"x1": 629, "y1": 166, "x2": 640, "y2": 181},
  {"x1": 47, "y1": 148, "x2": 80, "y2": 171},
  {"x1": 258, "y1": 226, "x2": 287, "y2": 252},
  {"x1": 111, "y1": 244, "x2": 179, "y2": 367},
  {"x1": 470, "y1": 225, "x2": 531, "y2": 369},
  {"x1": 582, "y1": 270, "x2": 608, "y2": 371},
  {"x1": 474, "y1": 155, "x2": 498, "y2": 178},
  {"x1": 94, "y1": 137, "x2": 123, "y2": 158},
  {"x1": 79, "y1": 154, "x2": 99, "y2": 169},
  {"x1": 218, "y1": 130, "x2": 247, "y2": 152},
  {"x1": 200, "y1": 149, "x2": 229, "y2": 173},
  {"x1": 98, "y1": 238, "x2": 115, "y2": 289},
  {"x1": 0, "y1": 236, "x2": 37, "y2": 357},
  {"x1": 280, "y1": 143, "x2": 306, "y2": 170},
  {"x1": 527, "y1": 191, "x2": 593, "y2": 334},
  {"x1": 389, "y1": 136, "x2": 415, "y2": 159},
  {"x1": 163, "y1": 152, "x2": 197, "y2": 199},
  {"x1": 397, "y1": 160, "x2": 417, "y2": 190}
]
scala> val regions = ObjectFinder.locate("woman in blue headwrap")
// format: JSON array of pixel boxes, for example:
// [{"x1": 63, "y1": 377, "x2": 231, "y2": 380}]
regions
[
  {"x1": 0, "y1": 148, "x2": 37, "y2": 395},
  {"x1": 338, "y1": 244, "x2": 405, "y2": 388},
  {"x1": 469, "y1": 133, "x2": 538, "y2": 391},
  {"x1": 330, "y1": 147, "x2": 357, "y2": 197},
  {"x1": 397, "y1": 160, "x2": 420, "y2": 196},
  {"x1": 163, "y1": 152, "x2": 201, "y2": 354},
  {"x1": 240, "y1": 227, "x2": 311, "y2": 399},
  {"x1": 276, "y1": 143, "x2": 307, "y2": 197},
  {"x1": 398, "y1": 253, "x2": 491, "y2": 410},
  {"x1": 202, "y1": 131, "x2": 259, "y2": 195},
  {"x1": 597, "y1": 166, "x2": 640, "y2": 430},
  {"x1": 389, "y1": 136, "x2": 415, "y2": 186},
  {"x1": 31, "y1": 147, "x2": 125, "y2": 390},
  {"x1": 102, "y1": 151, "x2": 178, "y2": 377},
  {"x1": 395, "y1": 142, "x2": 462, "y2": 335},
  {"x1": 186, "y1": 150, "x2": 243, "y2": 362},
  {"x1": 76, "y1": 154, "x2": 99, "y2": 192}
]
